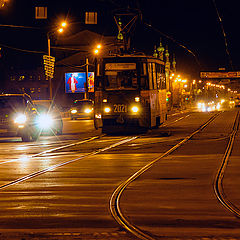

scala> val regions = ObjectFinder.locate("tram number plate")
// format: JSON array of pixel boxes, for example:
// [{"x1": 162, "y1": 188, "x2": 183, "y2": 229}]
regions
[{"x1": 113, "y1": 104, "x2": 127, "y2": 113}]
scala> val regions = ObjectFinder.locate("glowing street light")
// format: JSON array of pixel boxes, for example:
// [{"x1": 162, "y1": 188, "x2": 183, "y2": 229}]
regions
[
  {"x1": 58, "y1": 28, "x2": 64, "y2": 33},
  {"x1": 0, "y1": 0, "x2": 8, "y2": 8},
  {"x1": 94, "y1": 49, "x2": 99, "y2": 54},
  {"x1": 47, "y1": 21, "x2": 67, "y2": 99},
  {"x1": 61, "y1": 21, "x2": 67, "y2": 28},
  {"x1": 94, "y1": 44, "x2": 102, "y2": 55}
]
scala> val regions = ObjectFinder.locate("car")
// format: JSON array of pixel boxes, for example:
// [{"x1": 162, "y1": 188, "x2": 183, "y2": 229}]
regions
[
  {"x1": 70, "y1": 99, "x2": 94, "y2": 120},
  {"x1": 234, "y1": 96, "x2": 240, "y2": 107},
  {"x1": 33, "y1": 100, "x2": 63, "y2": 135},
  {"x1": 0, "y1": 93, "x2": 39, "y2": 142}
]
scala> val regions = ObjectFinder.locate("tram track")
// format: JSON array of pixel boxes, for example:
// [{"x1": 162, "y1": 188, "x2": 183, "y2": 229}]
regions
[
  {"x1": 0, "y1": 135, "x2": 138, "y2": 190},
  {"x1": 0, "y1": 112, "x2": 192, "y2": 190},
  {"x1": 0, "y1": 111, "x2": 215, "y2": 238},
  {"x1": 110, "y1": 111, "x2": 223, "y2": 240},
  {"x1": 0, "y1": 135, "x2": 102, "y2": 165},
  {"x1": 214, "y1": 110, "x2": 240, "y2": 218},
  {"x1": 0, "y1": 113, "x2": 190, "y2": 166}
]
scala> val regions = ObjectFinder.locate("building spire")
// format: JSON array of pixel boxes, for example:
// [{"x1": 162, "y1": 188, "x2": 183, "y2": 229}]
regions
[
  {"x1": 153, "y1": 45, "x2": 158, "y2": 58},
  {"x1": 172, "y1": 54, "x2": 176, "y2": 73},
  {"x1": 157, "y1": 39, "x2": 164, "y2": 61}
]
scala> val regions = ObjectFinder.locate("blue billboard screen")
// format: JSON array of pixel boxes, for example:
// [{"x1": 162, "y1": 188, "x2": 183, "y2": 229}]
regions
[{"x1": 65, "y1": 72, "x2": 94, "y2": 93}]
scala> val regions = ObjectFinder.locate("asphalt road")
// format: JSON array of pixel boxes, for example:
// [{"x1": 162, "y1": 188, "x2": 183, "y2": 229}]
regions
[{"x1": 0, "y1": 110, "x2": 239, "y2": 239}]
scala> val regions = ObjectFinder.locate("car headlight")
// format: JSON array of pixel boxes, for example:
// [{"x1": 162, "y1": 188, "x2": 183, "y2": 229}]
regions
[
  {"x1": 131, "y1": 106, "x2": 139, "y2": 113},
  {"x1": 71, "y1": 109, "x2": 77, "y2": 114},
  {"x1": 36, "y1": 114, "x2": 54, "y2": 129},
  {"x1": 104, "y1": 107, "x2": 111, "y2": 113},
  {"x1": 84, "y1": 108, "x2": 93, "y2": 114},
  {"x1": 95, "y1": 114, "x2": 102, "y2": 119},
  {"x1": 14, "y1": 114, "x2": 27, "y2": 124}
]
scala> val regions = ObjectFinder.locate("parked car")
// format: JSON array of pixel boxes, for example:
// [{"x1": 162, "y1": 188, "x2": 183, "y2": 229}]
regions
[
  {"x1": 33, "y1": 100, "x2": 63, "y2": 135},
  {"x1": 70, "y1": 99, "x2": 94, "y2": 120},
  {"x1": 0, "y1": 93, "x2": 39, "y2": 141}
]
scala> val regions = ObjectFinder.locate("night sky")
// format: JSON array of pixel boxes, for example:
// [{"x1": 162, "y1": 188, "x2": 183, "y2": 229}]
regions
[{"x1": 0, "y1": 0, "x2": 240, "y2": 78}]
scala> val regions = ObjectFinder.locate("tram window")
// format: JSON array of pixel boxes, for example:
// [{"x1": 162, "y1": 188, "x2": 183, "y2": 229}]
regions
[
  {"x1": 104, "y1": 70, "x2": 138, "y2": 89},
  {"x1": 140, "y1": 77, "x2": 148, "y2": 89},
  {"x1": 140, "y1": 63, "x2": 147, "y2": 75},
  {"x1": 152, "y1": 63, "x2": 157, "y2": 89},
  {"x1": 148, "y1": 63, "x2": 153, "y2": 90},
  {"x1": 161, "y1": 74, "x2": 166, "y2": 89},
  {"x1": 156, "y1": 63, "x2": 161, "y2": 89}
]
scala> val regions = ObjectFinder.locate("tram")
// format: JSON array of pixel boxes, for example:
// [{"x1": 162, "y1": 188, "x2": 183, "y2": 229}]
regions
[{"x1": 94, "y1": 54, "x2": 167, "y2": 132}]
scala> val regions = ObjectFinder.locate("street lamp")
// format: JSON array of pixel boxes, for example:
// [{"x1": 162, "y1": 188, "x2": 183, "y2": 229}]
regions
[
  {"x1": 0, "y1": 0, "x2": 8, "y2": 8},
  {"x1": 93, "y1": 44, "x2": 102, "y2": 55},
  {"x1": 47, "y1": 21, "x2": 67, "y2": 99}
]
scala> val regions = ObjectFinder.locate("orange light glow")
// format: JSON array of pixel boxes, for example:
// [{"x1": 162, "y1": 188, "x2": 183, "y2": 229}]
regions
[
  {"x1": 61, "y1": 22, "x2": 67, "y2": 27},
  {"x1": 58, "y1": 28, "x2": 64, "y2": 33}
]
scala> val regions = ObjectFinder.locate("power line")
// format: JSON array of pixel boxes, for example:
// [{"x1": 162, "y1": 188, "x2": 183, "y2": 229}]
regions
[
  {"x1": 0, "y1": 43, "x2": 45, "y2": 54},
  {"x1": 212, "y1": 0, "x2": 233, "y2": 70},
  {"x1": 143, "y1": 22, "x2": 201, "y2": 68}
]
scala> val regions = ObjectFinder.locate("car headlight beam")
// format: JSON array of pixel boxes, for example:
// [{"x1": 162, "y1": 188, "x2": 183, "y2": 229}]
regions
[
  {"x1": 84, "y1": 108, "x2": 93, "y2": 114},
  {"x1": 14, "y1": 114, "x2": 27, "y2": 124},
  {"x1": 36, "y1": 114, "x2": 54, "y2": 129}
]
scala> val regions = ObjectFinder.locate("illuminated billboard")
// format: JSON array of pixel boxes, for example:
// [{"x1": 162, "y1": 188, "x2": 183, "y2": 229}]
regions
[{"x1": 65, "y1": 72, "x2": 94, "y2": 93}]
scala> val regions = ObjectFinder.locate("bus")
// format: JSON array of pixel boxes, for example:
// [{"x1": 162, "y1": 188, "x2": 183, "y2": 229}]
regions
[{"x1": 94, "y1": 54, "x2": 167, "y2": 133}]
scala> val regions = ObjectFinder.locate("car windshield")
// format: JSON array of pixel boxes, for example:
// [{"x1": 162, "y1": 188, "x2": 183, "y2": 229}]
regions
[
  {"x1": 0, "y1": 96, "x2": 26, "y2": 110},
  {"x1": 35, "y1": 104, "x2": 49, "y2": 113},
  {"x1": 73, "y1": 101, "x2": 92, "y2": 108}
]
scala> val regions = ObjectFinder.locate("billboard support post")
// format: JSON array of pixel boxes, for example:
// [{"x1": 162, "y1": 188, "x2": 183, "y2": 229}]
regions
[
  {"x1": 85, "y1": 58, "x2": 89, "y2": 99},
  {"x1": 47, "y1": 37, "x2": 53, "y2": 100}
]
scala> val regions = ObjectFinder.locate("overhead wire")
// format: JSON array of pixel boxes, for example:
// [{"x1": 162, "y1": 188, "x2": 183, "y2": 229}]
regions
[
  {"x1": 143, "y1": 21, "x2": 201, "y2": 68},
  {"x1": 0, "y1": 43, "x2": 46, "y2": 54},
  {"x1": 212, "y1": 0, "x2": 233, "y2": 70}
]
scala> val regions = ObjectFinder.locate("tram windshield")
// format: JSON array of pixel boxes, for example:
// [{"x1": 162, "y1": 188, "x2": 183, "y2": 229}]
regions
[{"x1": 104, "y1": 63, "x2": 138, "y2": 90}]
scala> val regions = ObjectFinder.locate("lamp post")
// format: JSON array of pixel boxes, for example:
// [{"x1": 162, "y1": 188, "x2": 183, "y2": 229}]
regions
[
  {"x1": 46, "y1": 21, "x2": 67, "y2": 100},
  {"x1": 46, "y1": 33, "x2": 53, "y2": 100}
]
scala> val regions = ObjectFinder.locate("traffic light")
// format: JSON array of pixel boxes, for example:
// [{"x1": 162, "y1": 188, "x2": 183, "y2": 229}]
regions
[{"x1": 166, "y1": 91, "x2": 171, "y2": 102}]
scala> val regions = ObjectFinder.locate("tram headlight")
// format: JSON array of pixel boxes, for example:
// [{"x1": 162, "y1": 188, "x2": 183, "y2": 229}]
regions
[
  {"x1": 14, "y1": 113, "x2": 27, "y2": 124},
  {"x1": 104, "y1": 107, "x2": 111, "y2": 113},
  {"x1": 131, "y1": 106, "x2": 139, "y2": 113},
  {"x1": 71, "y1": 109, "x2": 77, "y2": 114}
]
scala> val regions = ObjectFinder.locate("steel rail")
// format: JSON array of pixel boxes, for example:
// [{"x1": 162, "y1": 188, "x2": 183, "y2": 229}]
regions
[
  {"x1": 0, "y1": 113, "x2": 189, "y2": 166},
  {"x1": 214, "y1": 110, "x2": 240, "y2": 218},
  {"x1": 110, "y1": 112, "x2": 222, "y2": 240},
  {"x1": 0, "y1": 136, "x2": 138, "y2": 190},
  {"x1": 0, "y1": 135, "x2": 104, "y2": 166}
]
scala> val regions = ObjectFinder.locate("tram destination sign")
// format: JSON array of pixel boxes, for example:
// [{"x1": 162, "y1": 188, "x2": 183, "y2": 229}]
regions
[
  {"x1": 200, "y1": 71, "x2": 240, "y2": 79},
  {"x1": 105, "y1": 63, "x2": 136, "y2": 70}
]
